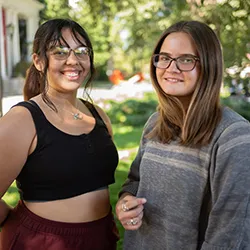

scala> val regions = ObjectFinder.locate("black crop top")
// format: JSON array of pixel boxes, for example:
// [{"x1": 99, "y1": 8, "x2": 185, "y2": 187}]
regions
[{"x1": 14, "y1": 100, "x2": 119, "y2": 201}]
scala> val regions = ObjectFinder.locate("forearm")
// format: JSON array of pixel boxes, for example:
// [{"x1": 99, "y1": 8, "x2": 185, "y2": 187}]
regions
[{"x1": 0, "y1": 199, "x2": 12, "y2": 226}]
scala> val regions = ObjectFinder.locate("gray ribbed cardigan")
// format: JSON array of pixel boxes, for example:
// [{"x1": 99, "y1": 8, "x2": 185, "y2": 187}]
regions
[{"x1": 120, "y1": 107, "x2": 250, "y2": 250}]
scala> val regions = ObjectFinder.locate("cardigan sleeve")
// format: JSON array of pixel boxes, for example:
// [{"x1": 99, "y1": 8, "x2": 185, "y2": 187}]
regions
[
  {"x1": 201, "y1": 120, "x2": 250, "y2": 249},
  {"x1": 119, "y1": 142, "x2": 143, "y2": 197}
]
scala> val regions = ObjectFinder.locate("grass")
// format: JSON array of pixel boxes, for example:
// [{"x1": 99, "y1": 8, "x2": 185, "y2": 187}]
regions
[
  {"x1": 109, "y1": 160, "x2": 133, "y2": 249},
  {"x1": 113, "y1": 125, "x2": 143, "y2": 149},
  {"x1": 2, "y1": 182, "x2": 19, "y2": 207},
  {"x1": 2, "y1": 124, "x2": 143, "y2": 250}
]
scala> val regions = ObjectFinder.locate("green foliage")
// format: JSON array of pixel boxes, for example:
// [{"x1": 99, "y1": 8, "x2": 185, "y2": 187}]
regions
[
  {"x1": 39, "y1": 0, "x2": 249, "y2": 83},
  {"x1": 182, "y1": 0, "x2": 250, "y2": 70},
  {"x1": 39, "y1": 0, "x2": 71, "y2": 23},
  {"x1": 12, "y1": 60, "x2": 31, "y2": 78},
  {"x1": 95, "y1": 66, "x2": 109, "y2": 81},
  {"x1": 221, "y1": 96, "x2": 250, "y2": 121},
  {"x1": 106, "y1": 95, "x2": 157, "y2": 126}
]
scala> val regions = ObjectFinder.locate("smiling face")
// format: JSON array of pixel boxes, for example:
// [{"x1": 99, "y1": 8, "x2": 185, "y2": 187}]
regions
[
  {"x1": 34, "y1": 28, "x2": 91, "y2": 95},
  {"x1": 156, "y1": 32, "x2": 200, "y2": 106}
]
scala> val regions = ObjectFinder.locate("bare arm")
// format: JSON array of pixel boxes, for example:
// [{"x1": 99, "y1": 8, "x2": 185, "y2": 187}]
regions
[
  {"x1": 0, "y1": 106, "x2": 36, "y2": 224},
  {"x1": 94, "y1": 105, "x2": 114, "y2": 139}
]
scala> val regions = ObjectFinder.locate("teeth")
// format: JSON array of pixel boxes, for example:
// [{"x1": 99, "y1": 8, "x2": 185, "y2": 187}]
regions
[
  {"x1": 166, "y1": 78, "x2": 180, "y2": 82},
  {"x1": 64, "y1": 72, "x2": 79, "y2": 77}
]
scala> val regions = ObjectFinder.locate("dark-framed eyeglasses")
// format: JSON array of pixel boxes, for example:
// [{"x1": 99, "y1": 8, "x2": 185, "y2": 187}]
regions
[
  {"x1": 152, "y1": 53, "x2": 199, "y2": 72},
  {"x1": 50, "y1": 46, "x2": 91, "y2": 61}
]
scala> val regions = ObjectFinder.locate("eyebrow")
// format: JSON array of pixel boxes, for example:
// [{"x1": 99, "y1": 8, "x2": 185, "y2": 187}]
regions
[
  {"x1": 56, "y1": 38, "x2": 88, "y2": 48},
  {"x1": 54, "y1": 45, "x2": 89, "y2": 50},
  {"x1": 159, "y1": 52, "x2": 198, "y2": 57}
]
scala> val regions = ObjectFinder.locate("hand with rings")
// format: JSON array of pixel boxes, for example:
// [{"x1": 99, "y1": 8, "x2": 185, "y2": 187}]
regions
[
  {"x1": 115, "y1": 194, "x2": 147, "y2": 230},
  {"x1": 121, "y1": 200, "x2": 130, "y2": 212},
  {"x1": 126, "y1": 218, "x2": 138, "y2": 226}
]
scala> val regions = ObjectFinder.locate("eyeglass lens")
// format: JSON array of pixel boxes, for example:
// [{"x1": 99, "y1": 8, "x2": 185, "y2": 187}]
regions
[
  {"x1": 153, "y1": 54, "x2": 198, "y2": 71},
  {"x1": 51, "y1": 46, "x2": 90, "y2": 60}
]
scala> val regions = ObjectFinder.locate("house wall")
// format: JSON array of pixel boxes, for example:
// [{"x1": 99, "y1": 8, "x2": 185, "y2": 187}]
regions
[{"x1": 0, "y1": 0, "x2": 43, "y2": 80}]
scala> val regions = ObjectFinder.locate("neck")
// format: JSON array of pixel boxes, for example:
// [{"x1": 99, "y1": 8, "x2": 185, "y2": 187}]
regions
[
  {"x1": 44, "y1": 95, "x2": 83, "y2": 121},
  {"x1": 47, "y1": 88, "x2": 78, "y2": 106}
]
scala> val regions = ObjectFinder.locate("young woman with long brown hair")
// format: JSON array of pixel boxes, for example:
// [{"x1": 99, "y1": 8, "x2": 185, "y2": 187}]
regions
[
  {"x1": 116, "y1": 20, "x2": 250, "y2": 249},
  {"x1": 0, "y1": 18, "x2": 119, "y2": 250}
]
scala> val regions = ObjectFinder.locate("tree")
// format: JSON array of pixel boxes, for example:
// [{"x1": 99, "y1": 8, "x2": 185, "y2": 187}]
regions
[
  {"x1": 186, "y1": 0, "x2": 250, "y2": 68},
  {"x1": 38, "y1": 0, "x2": 71, "y2": 23},
  {"x1": 38, "y1": 0, "x2": 250, "y2": 84}
]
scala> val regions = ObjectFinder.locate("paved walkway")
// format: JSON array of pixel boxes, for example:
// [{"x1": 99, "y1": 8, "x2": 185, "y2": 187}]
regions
[{"x1": 2, "y1": 81, "x2": 154, "y2": 115}]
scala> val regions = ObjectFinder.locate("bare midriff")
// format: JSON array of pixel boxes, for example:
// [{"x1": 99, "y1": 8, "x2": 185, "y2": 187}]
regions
[{"x1": 24, "y1": 188, "x2": 110, "y2": 223}]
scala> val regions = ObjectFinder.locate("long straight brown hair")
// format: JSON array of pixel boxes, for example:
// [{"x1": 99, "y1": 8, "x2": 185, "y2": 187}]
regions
[
  {"x1": 149, "y1": 20, "x2": 223, "y2": 146},
  {"x1": 23, "y1": 18, "x2": 96, "y2": 111}
]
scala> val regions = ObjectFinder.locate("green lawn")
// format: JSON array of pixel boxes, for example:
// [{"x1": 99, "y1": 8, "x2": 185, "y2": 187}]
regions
[
  {"x1": 109, "y1": 161, "x2": 132, "y2": 249},
  {"x1": 2, "y1": 125, "x2": 143, "y2": 250}
]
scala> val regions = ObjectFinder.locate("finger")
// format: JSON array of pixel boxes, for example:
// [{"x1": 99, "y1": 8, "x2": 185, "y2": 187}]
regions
[
  {"x1": 126, "y1": 211, "x2": 143, "y2": 227},
  {"x1": 137, "y1": 210, "x2": 144, "y2": 220},
  {"x1": 119, "y1": 204, "x2": 144, "y2": 221},
  {"x1": 120, "y1": 208, "x2": 144, "y2": 227},
  {"x1": 124, "y1": 220, "x2": 142, "y2": 230},
  {"x1": 121, "y1": 200, "x2": 130, "y2": 212},
  {"x1": 123, "y1": 216, "x2": 143, "y2": 230},
  {"x1": 122, "y1": 197, "x2": 147, "y2": 211}
]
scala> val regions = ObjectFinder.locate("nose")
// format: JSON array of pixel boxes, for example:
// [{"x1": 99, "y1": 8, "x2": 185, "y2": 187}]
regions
[
  {"x1": 166, "y1": 59, "x2": 180, "y2": 73},
  {"x1": 66, "y1": 50, "x2": 79, "y2": 64}
]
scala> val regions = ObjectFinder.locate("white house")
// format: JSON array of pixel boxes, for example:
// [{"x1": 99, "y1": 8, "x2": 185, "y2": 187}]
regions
[{"x1": 0, "y1": 0, "x2": 43, "y2": 94}]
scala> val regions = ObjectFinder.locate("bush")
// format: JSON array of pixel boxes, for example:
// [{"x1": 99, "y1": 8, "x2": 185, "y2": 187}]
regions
[
  {"x1": 12, "y1": 60, "x2": 31, "y2": 78},
  {"x1": 106, "y1": 95, "x2": 250, "y2": 127},
  {"x1": 221, "y1": 96, "x2": 250, "y2": 121},
  {"x1": 106, "y1": 94, "x2": 158, "y2": 127}
]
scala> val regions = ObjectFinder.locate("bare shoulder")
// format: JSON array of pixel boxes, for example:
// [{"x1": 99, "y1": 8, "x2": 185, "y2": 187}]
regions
[
  {"x1": 93, "y1": 104, "x2": 113, "y2": 137},
  {"x1": 0, "y1": 105, "x2": 36, "y2": 147},
  {"x1": 0, "y1": 105, "x2": 36, "y2": 198},
  {"x1": 0, "y1": 105, "x2": 34, "y2": 132}
]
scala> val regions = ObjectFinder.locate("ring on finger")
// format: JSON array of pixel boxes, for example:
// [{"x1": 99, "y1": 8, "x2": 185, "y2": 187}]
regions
[
  {"x1": 126, "y1": 218, "x2": 138, "y2": 226},
  {"x1": 121, "y1": 201, "x2": 129, "y2": 212}
]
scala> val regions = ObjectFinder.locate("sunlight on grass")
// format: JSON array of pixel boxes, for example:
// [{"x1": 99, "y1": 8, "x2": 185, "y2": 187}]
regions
[
  {"x1": 2, "y1": 182, "x2": 19, "y2": 207},
  {"x1": 114, "y1": 125, "x2": 134, "y2": 134},
  {"x1": 113, "y1": 125, "x2": 143, "y2": 150}
]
